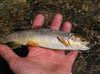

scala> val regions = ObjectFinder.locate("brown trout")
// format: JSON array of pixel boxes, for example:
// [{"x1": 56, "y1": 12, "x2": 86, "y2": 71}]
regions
[{"x1": 0, "y1": 29, "x2": 90, "y2": 50}]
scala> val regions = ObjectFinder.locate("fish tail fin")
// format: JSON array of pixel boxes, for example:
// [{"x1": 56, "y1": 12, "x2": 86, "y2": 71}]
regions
[
  {"x1": 0, "y1": 34, "x2": 21, "y2": 49},
  {"x1": 0, "y1": 34, "x2": 8, "y2": 44}
]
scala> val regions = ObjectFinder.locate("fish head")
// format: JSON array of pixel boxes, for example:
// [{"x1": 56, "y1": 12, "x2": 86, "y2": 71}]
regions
[{"x1": 65, "y1": 34, "x2": 90, "y2": 50}]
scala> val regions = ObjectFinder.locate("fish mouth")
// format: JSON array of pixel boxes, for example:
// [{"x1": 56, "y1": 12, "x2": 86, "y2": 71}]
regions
[{"x1": 65, "y1": 45, "x2": 90, "y2": 50}]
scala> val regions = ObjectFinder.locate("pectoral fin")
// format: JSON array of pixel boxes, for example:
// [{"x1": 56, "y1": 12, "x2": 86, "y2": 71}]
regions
[
  {"x1": 27, "y1": 41, "x2": 39, "y2": 47},
  {"x1": 57, "y1": 36, "x2": 69, "y2": 46}
]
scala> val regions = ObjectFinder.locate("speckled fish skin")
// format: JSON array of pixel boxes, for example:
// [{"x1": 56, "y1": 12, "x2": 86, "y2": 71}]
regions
[{"x1": 0, "y1": 29, "x2": 90, "y2": 50}]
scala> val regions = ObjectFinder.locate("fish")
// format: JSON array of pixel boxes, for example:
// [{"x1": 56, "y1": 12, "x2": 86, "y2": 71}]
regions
[{"x1": 0, "y1": 29, "x2": 90, "y2": 50}]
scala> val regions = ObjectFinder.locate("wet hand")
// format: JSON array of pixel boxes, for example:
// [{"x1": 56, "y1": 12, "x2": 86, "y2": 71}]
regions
[{"x1": 0, "y1": 13, "x2": 79, "y2": 74}]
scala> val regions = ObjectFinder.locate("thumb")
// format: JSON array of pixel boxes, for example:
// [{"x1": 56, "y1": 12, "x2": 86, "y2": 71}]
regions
[{"x1": 0, "y1": 44, "x2": 19, "y2": 63}]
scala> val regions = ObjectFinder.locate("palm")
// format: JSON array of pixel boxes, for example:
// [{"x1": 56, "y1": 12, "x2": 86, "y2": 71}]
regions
[{"x1": 12, "y1": 47, "x2": 75, "y2": 74}]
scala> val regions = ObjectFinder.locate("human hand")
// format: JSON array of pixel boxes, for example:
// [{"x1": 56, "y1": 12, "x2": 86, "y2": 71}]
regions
[{"x1": 0, "y1": 13, "x2": 79, "y2": 74}]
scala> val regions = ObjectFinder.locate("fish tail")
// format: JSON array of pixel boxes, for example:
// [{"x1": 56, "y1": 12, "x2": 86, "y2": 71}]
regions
[{"x1": 0, "y1": 34, "x2": 8, "y2": 44}]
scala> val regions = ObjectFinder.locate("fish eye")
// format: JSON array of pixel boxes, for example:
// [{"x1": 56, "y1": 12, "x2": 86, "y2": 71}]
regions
[{"x1": 82, "y1": 39, "x2": 85, "y2": 42}]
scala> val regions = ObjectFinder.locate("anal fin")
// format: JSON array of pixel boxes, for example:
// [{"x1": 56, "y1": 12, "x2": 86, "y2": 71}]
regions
[{"x1": 6, "y1": 41, "x2": 21, "y2": 49}]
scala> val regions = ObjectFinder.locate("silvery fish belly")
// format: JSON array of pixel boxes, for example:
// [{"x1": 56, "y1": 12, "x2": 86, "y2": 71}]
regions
[{"x1": 1, "y1": 29, "x2": 90, "y2": 50}]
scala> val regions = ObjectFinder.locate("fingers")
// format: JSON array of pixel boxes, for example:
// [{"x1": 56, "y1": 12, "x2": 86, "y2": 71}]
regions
[
  {"x1": 32, "y1": 14, "x2": 45, "y2": 28},
  {"x1": 62, "y1": 22, "x2": 72, "y2": 32},
  {"x1": 28, "y1": 14, "x2": 44, "y2": 52},
  {"x1": 50, "y1": 13, "x2": 64, "y2": 54},
  {"x1": 57, "y1": 22, "x2": 72, "y2": 54},
  {"x1": 50, "y1": 13, "x2": 63, "y2": 30},
  {"x1": 0, "y1": 44, "x2": 19, "y2": 63},
  {"x1": 56, "y1": 22, "x2": 72, "y2": 54},
  {"x1": 65, "y1": 51, "x2": 79, "y2": 67}
]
